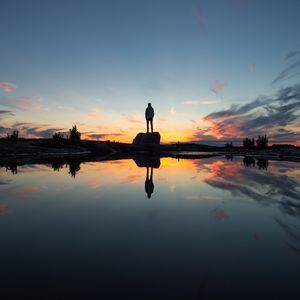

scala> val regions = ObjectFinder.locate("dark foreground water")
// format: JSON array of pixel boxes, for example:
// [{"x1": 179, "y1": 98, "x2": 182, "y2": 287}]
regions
[{"x1": 0, "y1": 156, "x2": 300, "y2": 300}]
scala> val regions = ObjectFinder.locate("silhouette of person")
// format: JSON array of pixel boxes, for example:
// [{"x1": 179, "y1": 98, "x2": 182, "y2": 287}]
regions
[
  {"x1": 145, "y1": 167, "x2": 154, "y2": 198},
  {"x1": 145, "y1": 102, "x2": 154, "y2": 133}
]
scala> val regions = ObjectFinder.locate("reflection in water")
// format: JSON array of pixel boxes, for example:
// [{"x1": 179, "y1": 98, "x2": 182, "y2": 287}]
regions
[
  {"x1": 257, "y1": 158, "x2": 268, "y2": 170},
  {"x1": 0, "y1": 156, "x2": 300, "y2": 299},
  {"x1": 133, "y1": 156, "x2": 160, "y2": 198},
  {"x1": 200, "y1": 158, "x2": 300, "y2": 217},
  {"x1": 0, "y1": 161, "x2": 19, "y2": 175},
  {"x1": 276, "y1": 217, "x2": 300, "y2": 255},
  {"x1": 145, "y1": 167, "x2": 154, "y2": 198},
  {"x1": 50, "y1": 158, "x2": 81, "y2": 178},
  {"x1": 243, "y1": 156, "x2": 255, "y2": 168}
]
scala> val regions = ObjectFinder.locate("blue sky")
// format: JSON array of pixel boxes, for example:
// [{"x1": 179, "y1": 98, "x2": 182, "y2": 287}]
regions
[{"x1": 1, "y1": 0, "x2": 300, "y2": 144}]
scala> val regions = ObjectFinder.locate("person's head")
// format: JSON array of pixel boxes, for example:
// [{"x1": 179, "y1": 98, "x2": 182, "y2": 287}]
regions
[{"x1": 148, "y1": 102, "x2": 151, "y2": 107}]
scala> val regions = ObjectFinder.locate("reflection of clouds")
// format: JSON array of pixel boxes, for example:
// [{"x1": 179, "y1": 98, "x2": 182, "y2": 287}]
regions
[
  {"x1": 0, "y1": 204, "x2": 10, "y2": 215},
  {"x1": 276, "y1": 217, "x2": 300, "y2": 254},
  {"x1": 185, "y1": 194, "x2": 219, "y2": 201},
  {"x1": 121, "y1": 173, "x2": 143, "y2": 185},
  {"x1": 211, "y1": 207, "x2": 229, "y2": 221},
  {"x1": 13, "y1": 185, "x2": 48, "y2": 200},
  {"x1": 198, "y1": 159, "x2": 300, "y2": 217},
  {"x1": 169, "y1": 184, "x2": 176, "y2": 192},
  {"x1": 85, "y1": 178, "x2": 101, "y2": 190}
]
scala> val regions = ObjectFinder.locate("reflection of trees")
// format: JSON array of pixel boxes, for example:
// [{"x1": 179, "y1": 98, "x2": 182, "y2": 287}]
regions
[
  {"x1": 49, "y1": 158, "x2": 81, "y2": 178},
  {"x1": 68, "y1": 160, "x2": 81, "y2": 178},
  {"x1": 243, "y1": 157, "x2": 255, "y2": 168},
  {"x1": 0, "y1": 162, "x2": 20, "y2": 175},
  {"x1": 256, "y1": 159, "x2": 268, "y2": 170},
  {"x1": 243, "y1": 157, "x2": 268, "y2": 170},
  {"x1": 5, "y1": 162, "x2": 18, "y2": 175},
  {"x1": 51, "y1": 161, "x2": 65, "y2": 172},
  {"x1": 202, "y1": 159, "x2": 300, "y2": 217}
]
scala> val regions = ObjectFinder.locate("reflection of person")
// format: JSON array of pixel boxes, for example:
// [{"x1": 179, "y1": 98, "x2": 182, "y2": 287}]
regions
[
  {"x1": 145, "y1": 167, "x2": 154, "y2": 198},
  {"x1": 145, "y1": 103, "x2": 154, "y2": 133}
]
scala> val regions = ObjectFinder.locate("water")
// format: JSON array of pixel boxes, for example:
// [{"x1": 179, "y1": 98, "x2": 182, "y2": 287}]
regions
[{"x1": 0, "y1": 156, "x2": 300, "y2": 299}]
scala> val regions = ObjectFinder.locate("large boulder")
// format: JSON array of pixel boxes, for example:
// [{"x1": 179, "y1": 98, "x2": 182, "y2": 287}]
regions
[{"x1": 132, "y1": 132, "x2": 161, "y2": 146}]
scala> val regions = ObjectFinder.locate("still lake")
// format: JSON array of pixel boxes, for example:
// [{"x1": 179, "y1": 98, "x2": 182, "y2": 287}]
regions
[{"x1": 1, "y1": 156, "x2": 300, "y2": 299}]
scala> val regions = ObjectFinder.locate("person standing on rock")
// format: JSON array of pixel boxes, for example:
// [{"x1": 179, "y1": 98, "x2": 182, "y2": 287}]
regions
[{"x1": 145, "y1": 102, "x2": 154, "y2": 133}]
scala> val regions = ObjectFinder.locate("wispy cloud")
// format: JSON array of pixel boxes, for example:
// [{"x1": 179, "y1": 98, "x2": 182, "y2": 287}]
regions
[
  {"x1": 88, "y1": 108, "x2": 101, "y2": 120},
  {"x1": 249, "y1": 63, "x2": 256, "y2": 74},
  {"x1": 183, "y1": 99, "x2": 222, "y2": 105},
  {"x1": 273, "y1": 50, "x2": 300, "y2": 84},
  {"x1": 193, "y1": 2, "x2": 206, "y2": 26},
  {"x1": 1, "y1": 122, "x2": 65, "y2": 138},
  {"x1": 0, "y1": 82, "x2": 16, "y2": 92},
  {"x1": 210, "y1": 81, "x2": 226, "y2": 94},
  {"x1": 125, "y1": 114, "x2": 143, "y2": 124},
  {"x1": 86, "y1": 133, "x2": 125, "y2": 141},
  {"x1": 0, "y1": 96, "x2": 46, "y2": 111},
  {"x1": 192, "y1": 84, "x2": 300, "y2": 144},
  {"x1": 0, "y1": 110, "x2": 14, "y2": 117}
]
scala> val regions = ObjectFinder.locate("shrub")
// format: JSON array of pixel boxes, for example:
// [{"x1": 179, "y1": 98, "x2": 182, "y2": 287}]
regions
[
  {"x1": 256, "y1": 135, "x2": 268, "y2": 149},
  {"x1": 6, "y1": 130, "x2": 19, "y2": 142},
  {"x1": 52, "y1": 132, "x2": 65, "y2": 142},
  {"x1": 243, "y1": 137, "x2": 255, "y2": 149}
]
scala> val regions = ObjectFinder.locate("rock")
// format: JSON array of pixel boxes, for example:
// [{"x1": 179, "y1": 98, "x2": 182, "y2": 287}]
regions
[{"x1": 132, "y1": 132, "x2": 161, "y2": 146}]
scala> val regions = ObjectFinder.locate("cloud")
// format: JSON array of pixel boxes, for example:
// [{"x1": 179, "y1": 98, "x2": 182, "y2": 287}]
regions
[
  {"x1": 86, "y1": 133, "x2": 125, "y2": 140},
  {"x1": 1, "y1": 122, "x2": 65, "y2": 138},
  {"x1": 192, "y1": 83, "x2": 300, "y2": 144},
  {"x1": 210, "y1": 81, "x2": 226, "y2": 94},
  {"x1": 193, "y1": 3, "x2": 206, "y2": 26},
  {"x1": 0, "y1": 110, "x2": 14, "y2": 117},
  {"x1": 88, "y1": 108, "x2": 100, "y2": 120},
  {"x1": 0, "y1": 96, "x2": 45, "y2": 111},
  {"x1": 125, "y1": 114, "x2": 143, "y2": 124},
  {"x1": 183, "y1": 99, "x2": 222, "y2": 105},
  {"x1": 285, "y1": 50, "x2": 300, "y2": 61},
  {"x1": 249, "y1": 63, "x2": 256, "y2": 74},
  {"x1": 170, "y1": 107, "x2": 176, "y2": 115},
  {"x1": 0, "y1": 82, "x2": 15, "y2": 92},
  {"x1": 273, "y1": 51, "x2": 300, "y2": 84}
]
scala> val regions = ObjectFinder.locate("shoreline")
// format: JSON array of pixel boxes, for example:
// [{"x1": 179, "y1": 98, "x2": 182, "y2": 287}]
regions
[{"x1": 1, "y1": 139, "x2": 300, "y2": 164}]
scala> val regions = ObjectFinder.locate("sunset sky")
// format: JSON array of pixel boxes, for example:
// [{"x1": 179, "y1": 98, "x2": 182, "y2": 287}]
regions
[{"x1": 1, "y1": 0, "x2": 300, "y2": 145}]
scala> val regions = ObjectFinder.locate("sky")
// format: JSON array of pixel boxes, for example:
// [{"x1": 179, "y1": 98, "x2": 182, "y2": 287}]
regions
[{"x1": 1, "y1": 0, "x2": 300, "y2": 145}]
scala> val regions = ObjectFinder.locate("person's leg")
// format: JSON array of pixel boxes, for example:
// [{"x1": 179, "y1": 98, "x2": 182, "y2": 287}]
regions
[
  {"x1": 150, "y1": 119, "x2": 153, "y2": 132},
  {"x1": 146, "y1": 119, "x2": 149, "y2": 133}
]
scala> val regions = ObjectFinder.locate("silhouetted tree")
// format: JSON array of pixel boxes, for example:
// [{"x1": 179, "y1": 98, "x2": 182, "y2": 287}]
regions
[
  {"x1": 52, "y1": 132, "x2": 65, "y2": 142},
  {"x1": 6, "y1": 130, "x2": 19, "y2": 142},
  {"x1": 256, "y1": 135, "x2": 268, "y2": 149},
  {"x1": 243, "y1": 137, "x2": 255, "y2": 149},
  {"x1": 69, "y1": 125, "x2": 81, "y2": 142}
]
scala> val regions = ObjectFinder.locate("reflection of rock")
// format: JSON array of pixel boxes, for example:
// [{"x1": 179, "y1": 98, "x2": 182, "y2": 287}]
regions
[
  {"x1": 132, "y1": 132, "x2": 160, "y2": 145},
  {"x1": 133, "y1": 156, "x2": 161, "y2": 168}
]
